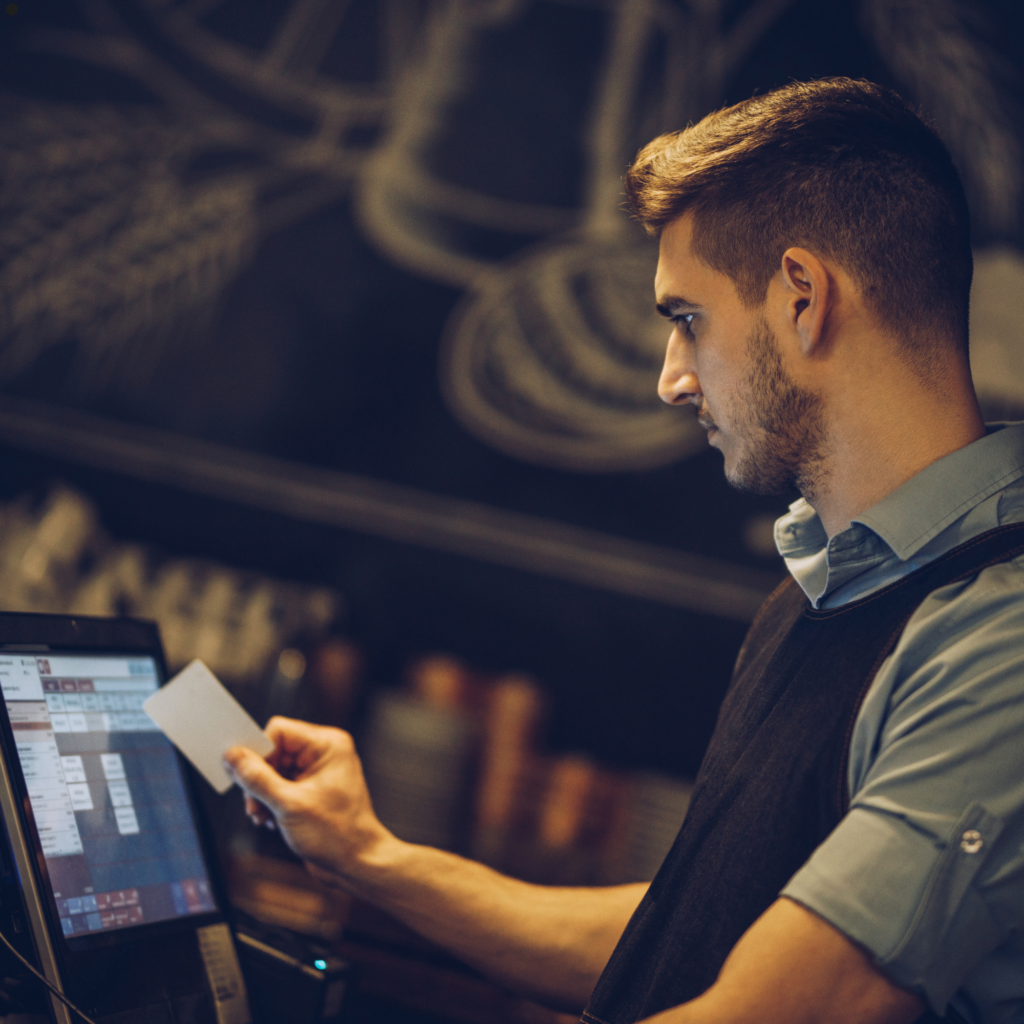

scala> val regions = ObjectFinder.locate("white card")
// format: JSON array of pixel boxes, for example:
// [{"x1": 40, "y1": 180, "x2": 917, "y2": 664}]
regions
[{"x1": 143, "y1": 659, "x2": 274, "y2": 794}]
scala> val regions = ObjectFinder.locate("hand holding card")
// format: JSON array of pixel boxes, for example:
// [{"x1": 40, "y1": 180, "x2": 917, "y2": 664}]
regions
[{"x1": 143, "y1": 659, "x2": 274, "y2": 794}]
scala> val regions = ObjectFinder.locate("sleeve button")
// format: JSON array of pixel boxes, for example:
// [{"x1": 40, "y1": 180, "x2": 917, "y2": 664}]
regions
[{"x1": 960, "y1": 830, "x2": 983, "y2": 854}]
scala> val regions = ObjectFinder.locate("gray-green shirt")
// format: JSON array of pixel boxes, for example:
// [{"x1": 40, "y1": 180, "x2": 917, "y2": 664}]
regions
[{"x1": 777, "y1": 423, "x2": 1024, "y2": 1023}]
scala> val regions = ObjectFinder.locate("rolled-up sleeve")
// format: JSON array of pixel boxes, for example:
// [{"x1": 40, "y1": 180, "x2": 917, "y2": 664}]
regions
[{"x1": 782, "y1": 560, "x2": 1024, "y2": 1015}]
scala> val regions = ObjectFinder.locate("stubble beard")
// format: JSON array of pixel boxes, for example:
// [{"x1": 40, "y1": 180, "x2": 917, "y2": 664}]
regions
[{"x1": 720, "y1": 319, "x2": 829, "y2": 500}]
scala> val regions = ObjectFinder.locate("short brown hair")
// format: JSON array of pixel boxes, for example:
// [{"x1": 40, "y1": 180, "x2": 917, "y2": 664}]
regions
[{"x1": 625, "y1": 78, "x2": 973, "y2": 357}]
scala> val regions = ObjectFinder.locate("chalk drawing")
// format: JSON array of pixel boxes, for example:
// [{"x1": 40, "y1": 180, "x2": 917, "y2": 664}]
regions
[
  {"x1": 0, "y1": 0, "x2": 1019, "y2": 472},
  {"x1": 429, "y1": 0, "x2": 801, "y2": 469},
  {"x1": 0, "y1": 0, "x2": 419, "y2": 390}
]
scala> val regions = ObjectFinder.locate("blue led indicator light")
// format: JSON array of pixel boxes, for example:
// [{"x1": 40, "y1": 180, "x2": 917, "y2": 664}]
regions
[{"x1": 314, "y1": 959, "x2": 326, "y2": 970}]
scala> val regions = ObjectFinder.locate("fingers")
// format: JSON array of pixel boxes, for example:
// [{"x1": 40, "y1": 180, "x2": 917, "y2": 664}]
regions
[
  {"x1": 264, "y1": 716, "x2": 331, "y2": 751},
  {"x1": 224, "y1": 746, "x2": 291, "y2": 813},
  {"x1": 226, "y1": 720, "x2": 361, "y2": 845},
  {"x1": 263, "y1": 717, "x2": 355, "y2": 776},
  {"x1": 243, "y1": 794, "x2": 276, "y2": 828}
]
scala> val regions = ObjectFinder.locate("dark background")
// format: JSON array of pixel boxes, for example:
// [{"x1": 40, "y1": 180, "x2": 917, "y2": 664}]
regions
[{"x1": 0, "y1": 0, "x2": 1021, "y2": 778}]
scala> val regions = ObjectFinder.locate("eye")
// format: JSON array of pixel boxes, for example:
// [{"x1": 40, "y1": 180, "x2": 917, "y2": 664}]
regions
[{"x1": 672, "y1": 313, "x2": 695, "y2": 336}]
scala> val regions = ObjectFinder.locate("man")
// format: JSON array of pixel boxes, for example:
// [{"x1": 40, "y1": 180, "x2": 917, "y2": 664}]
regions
[{"x1": 224, "y1": 79, "x2": 1024, "y2": 1024}]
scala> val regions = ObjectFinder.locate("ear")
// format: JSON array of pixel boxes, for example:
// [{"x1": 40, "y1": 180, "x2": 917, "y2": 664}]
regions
[{"x1": 779, "y1": 248, "x2": 831, "y2": 356}]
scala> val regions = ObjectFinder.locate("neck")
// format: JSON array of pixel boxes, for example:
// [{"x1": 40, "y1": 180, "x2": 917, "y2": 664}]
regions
[{"x1": 803, "y1": 361, "x2": 986, "y2": 538}]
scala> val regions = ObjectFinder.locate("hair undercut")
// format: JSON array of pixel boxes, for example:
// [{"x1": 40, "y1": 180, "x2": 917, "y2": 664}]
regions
[{"x1": 625, "y1": 78, "x2": 973, "y2": 360}]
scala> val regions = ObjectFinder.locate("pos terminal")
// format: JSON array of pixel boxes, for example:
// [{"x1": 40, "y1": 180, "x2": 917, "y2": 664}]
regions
[{"x1": 0, "y1": 610, "x2": 250, "y2": 1024}]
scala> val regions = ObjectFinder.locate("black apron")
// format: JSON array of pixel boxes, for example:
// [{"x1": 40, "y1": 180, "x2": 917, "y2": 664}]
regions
[{"x1": 584, "y1": 523, "x2": 1024, "y2": 1024}]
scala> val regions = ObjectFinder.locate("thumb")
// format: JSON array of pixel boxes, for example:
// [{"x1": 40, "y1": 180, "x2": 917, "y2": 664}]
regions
[{"x1": 224, "y1": 746, "x2": 290, "y2": 811}]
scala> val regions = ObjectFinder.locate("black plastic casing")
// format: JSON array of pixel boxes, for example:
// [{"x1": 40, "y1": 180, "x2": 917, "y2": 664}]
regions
[{"x1": 0, "y1": 610, "x2": 238, "y2": 1023}]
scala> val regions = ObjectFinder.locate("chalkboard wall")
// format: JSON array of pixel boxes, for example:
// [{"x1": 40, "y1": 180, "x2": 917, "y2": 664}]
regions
[{"x1": 0, "y1": 0, "x2": 1020, "y2": 775}]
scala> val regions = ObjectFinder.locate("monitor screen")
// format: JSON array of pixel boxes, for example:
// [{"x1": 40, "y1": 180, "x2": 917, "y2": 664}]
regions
[{"x1": 0, "y1": 653, "x2": 217, "y2": 942}]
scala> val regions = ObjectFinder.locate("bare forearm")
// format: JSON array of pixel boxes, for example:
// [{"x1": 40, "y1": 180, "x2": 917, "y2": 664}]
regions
[
  {"x1": 344, "y1": 837, "x2": 646, "y2": 1011},
  {"x1": 223, "y1": 724, "x2": 643, "y2": 1010}
]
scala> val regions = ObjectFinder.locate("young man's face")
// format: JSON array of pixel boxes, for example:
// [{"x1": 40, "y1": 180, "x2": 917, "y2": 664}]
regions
[{"x1": 654, "y1": 214, "x2": 824, "y2": 496}]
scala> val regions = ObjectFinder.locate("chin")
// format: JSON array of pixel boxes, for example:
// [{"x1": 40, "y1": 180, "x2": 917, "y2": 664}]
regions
[
  {"x1": 723, "y1": 467, "x2": 746, "y2": 492},
  {"x1": 722, "y1": 451, "x2": 758, "y2": 494},
  {"x1": 725, "y1": 462, "x2": 792, "y2": 498}
]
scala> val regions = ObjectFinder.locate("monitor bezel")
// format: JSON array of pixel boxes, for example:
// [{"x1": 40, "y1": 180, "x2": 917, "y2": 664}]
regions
[{"x1": 0, "y1": 612, "x2": 231, "y2": 970}]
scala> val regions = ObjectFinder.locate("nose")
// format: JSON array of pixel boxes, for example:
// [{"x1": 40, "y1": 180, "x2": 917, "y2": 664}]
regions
[{"x1": 658, "y1": 328, "x2": 702, "y2": 406}]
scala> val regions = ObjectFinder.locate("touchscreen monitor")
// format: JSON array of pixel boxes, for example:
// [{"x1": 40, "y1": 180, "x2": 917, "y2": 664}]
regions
[{"x1": 0, "y1": 653, "x2": 217, "y2": 942}]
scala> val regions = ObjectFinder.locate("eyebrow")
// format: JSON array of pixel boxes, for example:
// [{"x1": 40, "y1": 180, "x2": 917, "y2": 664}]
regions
[{"x1": 655, "y1": 295, "x2": 702, "y2": 318}]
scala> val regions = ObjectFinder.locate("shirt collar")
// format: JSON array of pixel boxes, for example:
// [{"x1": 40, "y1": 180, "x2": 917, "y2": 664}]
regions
[{"x1": 775, "y1": 422, "x2": 1024, "y2": 563}]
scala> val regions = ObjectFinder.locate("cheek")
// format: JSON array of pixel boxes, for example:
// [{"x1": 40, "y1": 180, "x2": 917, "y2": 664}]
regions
[
  {"x1": 704, "y1": 340, "x2": 749, "y2": 393},
  {"x1": 701, "y1": 362, "x2": 752, "y2": 426},
  {"x1": 695, "y1": 353, "x2": 732, "y2": 401}
]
